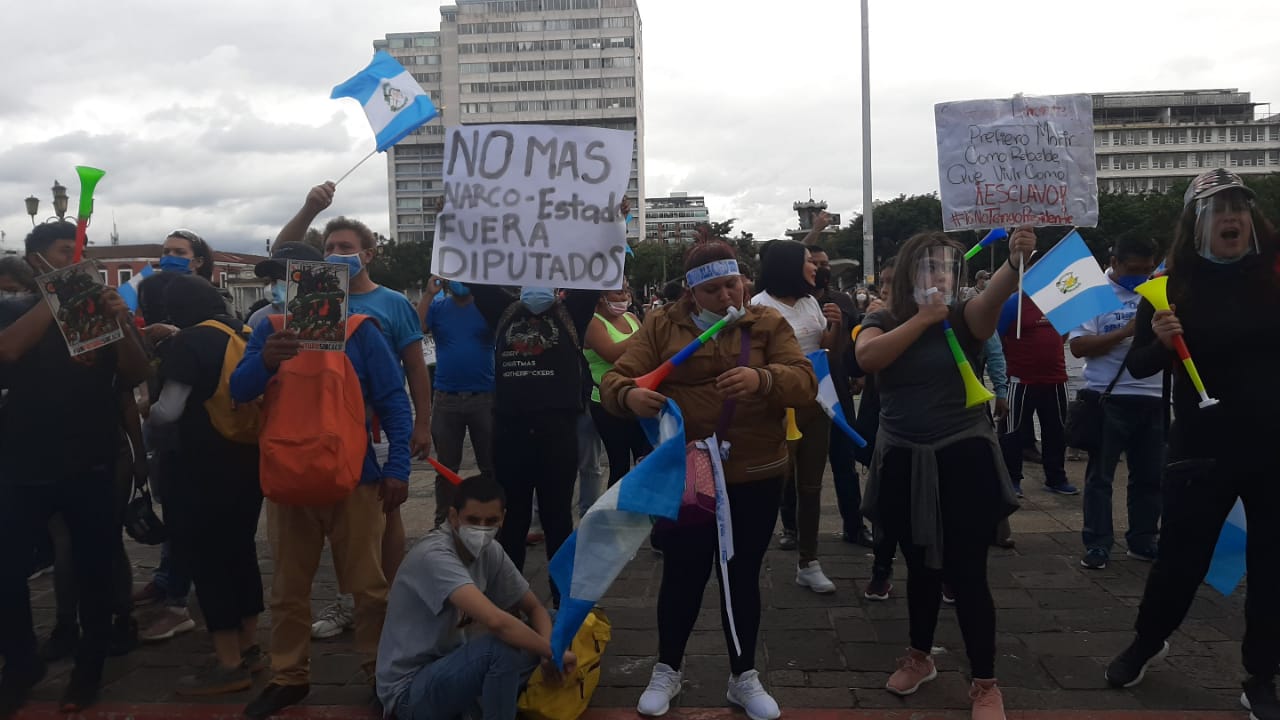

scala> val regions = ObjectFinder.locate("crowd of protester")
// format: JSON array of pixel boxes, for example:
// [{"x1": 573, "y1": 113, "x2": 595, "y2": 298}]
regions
[{"x1": 0, "y1": 168, "x2": 1277, "y2": 720}]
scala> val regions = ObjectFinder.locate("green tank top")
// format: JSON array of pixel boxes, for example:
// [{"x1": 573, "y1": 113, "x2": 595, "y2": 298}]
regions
[{"x1": 585, "y1": 312, "x2": 640, "y2": 403}]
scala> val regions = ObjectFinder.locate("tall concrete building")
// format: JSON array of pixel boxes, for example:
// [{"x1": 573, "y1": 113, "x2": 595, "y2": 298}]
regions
[
  {"x1": 376, "y1": 0, "x2": 644, "y2": 244},
  {"x1": 1093, "y1": 89, "x2": 1280, "y2": 194},
  {"x1": 644, "y1": 192, "x2": 708, "y2": 243}
]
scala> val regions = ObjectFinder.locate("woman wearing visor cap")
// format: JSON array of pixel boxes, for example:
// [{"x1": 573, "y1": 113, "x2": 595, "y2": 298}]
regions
[
  {"x1": 854, "y1": 227, "x2": 1034, "y2": 720},
  {"x1": 1104, "y1": 169, "x2": 1280, "y2": 720}
]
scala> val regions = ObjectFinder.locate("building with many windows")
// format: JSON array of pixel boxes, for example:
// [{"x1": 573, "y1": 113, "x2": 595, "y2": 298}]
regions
[
  {"x1": 1093, "y1": 89, "x2": 1280, "y2": 194},
  {"x1": 377, "y1": 0, "x2": 644, "y2": 245},
  {"x1": 644, "y1": 192, "x2": 708, "y2": 243}
]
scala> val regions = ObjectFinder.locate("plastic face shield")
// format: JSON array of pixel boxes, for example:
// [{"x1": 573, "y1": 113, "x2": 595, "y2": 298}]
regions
[
  {"x1": 1194, "y1": 190, "x2": 1258, "y2": 263},
  {"x1": 913, "y1": 246, "x2": 962, "y2": 306}
]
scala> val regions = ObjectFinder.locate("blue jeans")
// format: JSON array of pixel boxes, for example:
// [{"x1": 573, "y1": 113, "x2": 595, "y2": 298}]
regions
[
  {"x1": 1081, "y1": 396, "x2": 1165, "y2": 553},
  {"x1": 153, "y1": 541, "x2": 192, "y2": 607},
  {"x1": 829, "y1": 421, "x2": 866, "y2": 538},
  {"x1": 395, "y1": 635, "x2": 539, "y2": 720}
]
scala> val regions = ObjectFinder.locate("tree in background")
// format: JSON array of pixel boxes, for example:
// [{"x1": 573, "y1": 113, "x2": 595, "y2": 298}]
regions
[{"x1": 368, "y1": 233, "x2": 433, "y2": 292}]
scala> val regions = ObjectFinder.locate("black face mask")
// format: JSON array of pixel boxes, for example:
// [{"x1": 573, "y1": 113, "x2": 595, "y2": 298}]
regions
[{"x1": 814, "y1": 267, "x2": 832, "y2": 291}]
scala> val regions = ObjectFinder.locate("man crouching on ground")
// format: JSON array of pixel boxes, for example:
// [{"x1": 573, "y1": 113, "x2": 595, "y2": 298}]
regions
[{"x1": 376, "y1": 476, "x2": 576, "y2": 719}]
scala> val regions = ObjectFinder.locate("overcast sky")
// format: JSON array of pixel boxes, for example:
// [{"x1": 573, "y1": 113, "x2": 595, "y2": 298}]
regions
[{"x1": 3, "y1": 1, "x2": 1280, "y2": 255}]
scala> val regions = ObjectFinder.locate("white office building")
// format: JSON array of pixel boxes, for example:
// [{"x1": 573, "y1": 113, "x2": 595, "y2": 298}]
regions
[
  {"x1": 377, "y1": 0, "x2": 644, "y2": 244},
  {"x1": 1093, "y1": 89, "x2": 1280, "y2": 194},
  {"x1": 644, "y1": 192, "x2": 708, "y2": 243}
]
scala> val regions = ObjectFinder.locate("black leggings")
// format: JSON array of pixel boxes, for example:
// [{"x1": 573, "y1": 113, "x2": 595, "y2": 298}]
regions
[
  {"x1": 496, "y1": 411, "x2": 578, "y2": 584},
  {"x1": 878, "y1": 438, "x2": 1002, "y2": 679},
  {"x1": 655, "y1": 477, "x2": 781, "y2": 676},
  {"x1": 1135, "y1": 457, "x2": 1280, "y2": 678},
  {"x1": 589, "y1": 402, "x2": 652, "y2": 488},
  {"x1": 167, "y1": 454, "x2": 264, "y2": 633}
]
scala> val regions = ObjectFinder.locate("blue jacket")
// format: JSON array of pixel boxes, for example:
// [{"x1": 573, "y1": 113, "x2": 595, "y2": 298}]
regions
[{"x1": 230, "y1": 317, "x2": 414, "y2": 484}]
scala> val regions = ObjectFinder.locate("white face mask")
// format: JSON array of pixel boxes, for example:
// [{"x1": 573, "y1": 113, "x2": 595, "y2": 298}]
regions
[
  {"x1": 607, "y1": 300, "x2": 629, "y2": 316},
  {"x1": 456, "y1": 525, "x2": 499, "y2": 557},
  {"x1": 855, "y1": 292, "x2": 867, "y2": 302}
]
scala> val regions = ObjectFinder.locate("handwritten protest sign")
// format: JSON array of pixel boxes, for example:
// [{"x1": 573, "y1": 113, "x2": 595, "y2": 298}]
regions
[
  {"x1": 38, "y1": 261, "x2": 123, "y2": 357},
  {"x1": 431, "y1": 123, "x2": 635, "y2": 290},
  {"x1": 935, "y1": 94, "x2": 1098, "y2": 231},
  {"x1": 286, "y1": 260, "x2": 349, "y2": 351}
]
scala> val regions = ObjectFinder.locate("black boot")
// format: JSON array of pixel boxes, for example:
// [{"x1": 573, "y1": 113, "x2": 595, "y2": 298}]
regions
[
  {"x1": 58, "y1": 665, "x2": 101, "y2": 714},
  {"x1": 108, "y1": 614, "x2": 139, "y2": 657},
  {"x1": 1243, "y1": 675, "x2": 1280, "y2": 720},
  {"x1": 38, "y1": 621, "x2": 80, "y2": 662},
  {"x1": 244, "y1": 682, "x2": 310, "y2": 719}
]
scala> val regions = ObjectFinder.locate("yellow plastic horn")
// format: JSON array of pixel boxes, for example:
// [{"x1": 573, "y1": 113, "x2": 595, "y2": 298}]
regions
[
  {"x1": 1134, "y1": 276, "x2": 1219, "y2": 408},
  {"x1": 785, "y1": 408, "x2": 803, "y2": 441}
]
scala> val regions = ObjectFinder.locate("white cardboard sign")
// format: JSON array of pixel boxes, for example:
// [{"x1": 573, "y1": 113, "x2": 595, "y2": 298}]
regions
[
  {"x1": 935, "y1": 94, "x2": 1098, "y2": 231},
  {"x1": 432, "y1": 123, "x2": 634, "y2": 289}
]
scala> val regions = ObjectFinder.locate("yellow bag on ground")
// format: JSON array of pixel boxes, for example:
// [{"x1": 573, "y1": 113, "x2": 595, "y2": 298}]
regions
[{"x1": 517, "y1": 609, "x2": 611, "y2": 720}]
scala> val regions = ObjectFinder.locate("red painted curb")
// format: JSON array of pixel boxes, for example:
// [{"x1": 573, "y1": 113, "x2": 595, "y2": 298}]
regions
[{"x1": 10, "y1": 705, "x2": 1245, "y2": 720}]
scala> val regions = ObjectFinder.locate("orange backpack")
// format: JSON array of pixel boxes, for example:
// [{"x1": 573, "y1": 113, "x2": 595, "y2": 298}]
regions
[{"x1": 261, "y1": 315, "x2": 370, "y2": 506}]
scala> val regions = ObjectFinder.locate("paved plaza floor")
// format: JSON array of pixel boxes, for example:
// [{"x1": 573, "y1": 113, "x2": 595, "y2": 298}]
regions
[{"x1": 15, "y1": 445, "x2": 1251, "y2": 719}]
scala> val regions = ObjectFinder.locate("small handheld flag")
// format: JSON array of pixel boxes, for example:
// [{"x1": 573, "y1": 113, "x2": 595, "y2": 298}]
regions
[
  {"x1": 118, "y1": 262, "x2": 155, "y2": 313},
  {"x1": 1020, "y1": 229, "x2": 1124, "y2": 335},
  {"x1": 1133, "y1": 276, "x2": 1219, "y2": 408},
  {"x1": 331, "y1": 51, "x2": 439, "y2": 153},
  {"x1": 805, "y1": 350, "x2": 868, "y2": 447},
  {"x1": 963, "y1": 227, "x2": 1008, "y2": 261},
  {"x1": 1205, "y1": 499, "x2": 1247, "y2": 595}
]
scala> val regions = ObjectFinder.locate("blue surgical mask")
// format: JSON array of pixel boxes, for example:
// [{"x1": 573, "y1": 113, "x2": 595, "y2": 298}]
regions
[
  {"x1": 520, "y1": 287, "x2": 556, "y2": 315},
  {"x1": 692, "y1": 305, "x2": 727, "y2": 331},
  {"x1": 1113, "y1": 274, "x2": 1147, "y2": 293},
  {"x1": 448, "y1": 281, "x2": 470, "y2": 297},
  {"x1": 158, "y1": 255, "x2": 192, "y2": 274},
  {"x1": 325, "y1": 252, "x2": 364, "y2": 277},
  {"x1": 267, "y1": 280, "x2": 287, "y2": 305}
]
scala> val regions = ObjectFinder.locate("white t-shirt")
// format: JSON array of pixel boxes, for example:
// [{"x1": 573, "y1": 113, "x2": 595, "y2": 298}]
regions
[
  {"x1": 1067, "y1": 282, "x2": 1162, "y2": 398},
  {"x1": 751, "y1": 292, "x2": 825, "y2": 355}
]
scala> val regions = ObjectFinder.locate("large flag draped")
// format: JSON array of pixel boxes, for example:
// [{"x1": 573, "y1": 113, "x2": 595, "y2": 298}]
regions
[
  {"x1": 548, "y1": 400, "x2": 688, "y2": 666},
  {"x1": 805, "y1": 350, "x2": 868, "y2": 448},
  {"x1": 1206, "y1": 499, "x2": 1247, "y2": 596},
  {"x1": 331, "y1": 51, "x2": 439, "y2": 152},
  {"x1": 1021, "y1": 230, "x2": 1124, "y2": 335},
  {"x1": 118, "y1": 262, "x2": 154, "y2": 313}
]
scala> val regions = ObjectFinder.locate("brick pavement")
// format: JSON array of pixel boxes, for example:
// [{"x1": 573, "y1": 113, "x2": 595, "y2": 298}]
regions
[{"x1": 15, "y1": 450, "x2": 1251, "y2": 718}]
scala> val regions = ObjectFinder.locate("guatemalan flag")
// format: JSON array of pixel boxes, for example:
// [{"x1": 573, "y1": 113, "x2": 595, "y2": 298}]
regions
[
  {"x1": 1206, "y1": 500, "x2": 1247, "y2": 596},
  {"x1": 118, "y1": 262, "x2": 154, "y2": 313},
  {"x1": 1020, "y1": 230, "x2": 1124, "y2": 335},
  {"x1": 331, "y1": 51, "x2": 439, "y2": 152},
  {"x1": 806, "y1": 350, "x2": 868, "y2": 448},
  {"x1": 548, "y1": 400, "x2": 688, "y2": 667}
]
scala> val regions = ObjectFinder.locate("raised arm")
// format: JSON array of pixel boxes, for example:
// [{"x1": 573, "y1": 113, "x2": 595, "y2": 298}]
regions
[
  {"x1": 963, "y1": 225, "x2": 1037, "y2": 341},
  {"x1": 275, "y1": 182, "x2": 335, "y2": 247}
]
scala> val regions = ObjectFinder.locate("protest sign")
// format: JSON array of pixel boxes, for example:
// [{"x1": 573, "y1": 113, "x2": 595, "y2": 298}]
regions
[
  {"x1": 285, "y1": 260, "x2": 349, "y2": 351},
  {"x1": 38, "y1": 260, "x2": 124, "y2": 357},
  {"x1": 431, "y1": 123, "x2": 635, "y2": 290},
  {"x1": 935, "y1": 94, "x2": 1098, "y2": 231}
]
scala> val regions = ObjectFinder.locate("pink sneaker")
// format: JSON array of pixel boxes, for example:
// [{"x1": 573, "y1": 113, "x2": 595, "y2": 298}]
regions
[
  {"x1": 885, "y1": 649, "x2": 936, "y2": 696},
  {"x1": 970, "y1": 679, "x2": 1006, "y2": 720}
]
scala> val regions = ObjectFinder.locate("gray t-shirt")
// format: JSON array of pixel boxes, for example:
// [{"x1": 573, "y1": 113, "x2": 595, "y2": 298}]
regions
[
  {"x1": 247, "y1": 302, "x2": 281, "y2": 332},
  {"x1": 375, "y1": 528, "x2": 530, "y2": 715},
  {"x1": 860, "y1": 301, "x2": 988, "y2": 443}
]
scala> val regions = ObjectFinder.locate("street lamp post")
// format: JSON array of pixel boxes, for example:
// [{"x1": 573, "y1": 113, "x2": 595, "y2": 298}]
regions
[{"x1": 24, "y1": 181, "x2": 71, "y2": 225}]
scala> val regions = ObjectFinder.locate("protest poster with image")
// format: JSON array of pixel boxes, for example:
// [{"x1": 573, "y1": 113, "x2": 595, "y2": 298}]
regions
[
  {"x1": 285, "y1": 260, "x2": 349, "y2": 351},
  {"x1": 431, "y1": 123, "x2": 636, "y2": 290},
  {"x1": 935, "y1": 94, "x2": 1098, "y2": 231},
  {"x1": 38, "y1": 260, "x2": 124, "y2": 357}
]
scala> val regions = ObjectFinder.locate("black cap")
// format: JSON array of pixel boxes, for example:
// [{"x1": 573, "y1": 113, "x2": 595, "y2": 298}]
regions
[
  {"x1": 254, "y1": 242, "x2": 324, "y2": 280},
  {"x1": 1183, "y1": 169, "x2": 1256, "y2": 209}
]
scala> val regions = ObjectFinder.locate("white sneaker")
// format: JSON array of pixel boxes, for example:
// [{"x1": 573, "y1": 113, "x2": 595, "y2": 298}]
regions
[
  {"x1": 795, "y1": 562, "x2": 836, "y2": 594},
  {"x1": 310, "y1": 598, "x2": 355, "y2": 640},
  {"x1": 727, "y1": 670, "x2": 781, "y2": 720},
  {"x1": 637, "y1": 663, "x2": 682, "y2": 716}
]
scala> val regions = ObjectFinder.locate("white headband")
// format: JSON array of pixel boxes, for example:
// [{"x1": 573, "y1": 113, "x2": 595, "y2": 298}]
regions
[{"x1": 685, "y1": 259, "x2": 740, "y2": 288}]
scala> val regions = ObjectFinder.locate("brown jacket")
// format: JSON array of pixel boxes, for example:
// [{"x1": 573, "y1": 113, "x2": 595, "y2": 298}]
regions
[{"x1": 601, "y1": 299, "x2": 818, "y2": 485}]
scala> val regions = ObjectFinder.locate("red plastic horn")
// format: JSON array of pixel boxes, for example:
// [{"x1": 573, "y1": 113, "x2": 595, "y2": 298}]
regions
[{"x1": 427, "y1": 457, "x2": 465, "y2": 486}]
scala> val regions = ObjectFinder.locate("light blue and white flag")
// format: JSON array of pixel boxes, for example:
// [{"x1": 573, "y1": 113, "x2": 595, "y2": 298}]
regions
[
  {"x1": 1206, "y1": 499, "x2": 1247, "y2": 596},
  {"x1": 118, "y1": 262, "x2": 154, "y2": 313},
  {"x1": 806, "y1": 349, "x2": 868, "y2": 448},
  {"x1": 1022, "y1": 229, "x2": 1124, "y2": 335},
  {"x1": 331, "y1": 51, "x2": 439, "y2": 152},
  {"x1": 548, "y1": 399, "x2": 688, "y2": 666}
]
